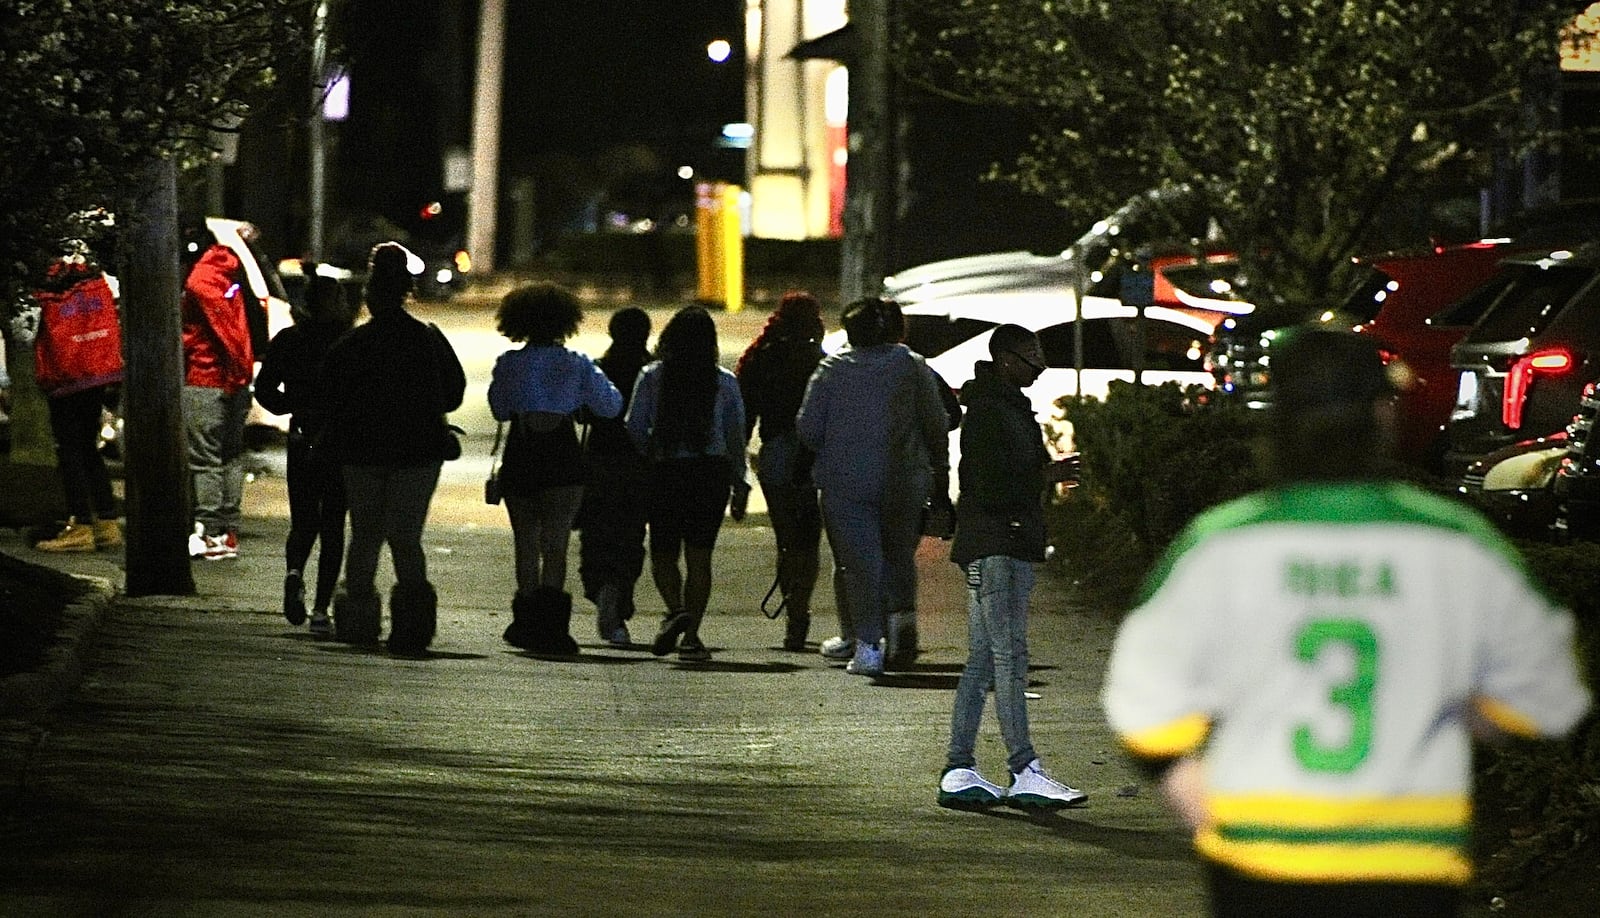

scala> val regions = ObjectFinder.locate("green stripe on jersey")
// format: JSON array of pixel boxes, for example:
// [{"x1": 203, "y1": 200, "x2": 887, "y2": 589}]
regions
[{"x1": 1218, "y1": 821, "x2": 1468, "y2": 848}]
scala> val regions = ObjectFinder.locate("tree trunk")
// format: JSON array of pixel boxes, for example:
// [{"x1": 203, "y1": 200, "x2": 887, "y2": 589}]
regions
[{"x1": 118, "y1": 157, "x2": 195, "y2": 597}]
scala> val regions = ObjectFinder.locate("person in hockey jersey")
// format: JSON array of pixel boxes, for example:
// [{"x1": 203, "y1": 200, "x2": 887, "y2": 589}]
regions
[{"x1": 1101, "y1": 326, "x2": 1590, "y2": 917}]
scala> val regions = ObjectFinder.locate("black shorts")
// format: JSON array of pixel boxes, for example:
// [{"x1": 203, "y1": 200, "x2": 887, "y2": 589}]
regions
[{"x1": 648, "y1": 456, "x2": 733, "y2": 553}]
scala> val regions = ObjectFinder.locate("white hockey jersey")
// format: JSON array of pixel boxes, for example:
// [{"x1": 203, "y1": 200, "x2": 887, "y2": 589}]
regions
[{"x1": 1101, "y1": 480, "x2": 1590, "y2": 885}]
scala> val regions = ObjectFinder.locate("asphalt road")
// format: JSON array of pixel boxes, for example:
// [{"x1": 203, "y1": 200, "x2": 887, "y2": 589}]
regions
[{"x1": 0, "y1": 295, "x2": 1206, "y2": 916}]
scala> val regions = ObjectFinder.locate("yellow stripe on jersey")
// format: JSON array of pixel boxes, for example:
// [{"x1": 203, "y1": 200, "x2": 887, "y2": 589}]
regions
[
  {"x1": 1118, "y1": 713, "x2": 1211, "y2": 758},
  {"x1": 1196, "y1": 792, "x2": 1473, "y2": 884},
  {"x1": 1473, "y1": 696, "x2": 1541, "y2": 738},
  {"x1": 1196, "y1": 833, "x2": 1471, "y2": 884}
]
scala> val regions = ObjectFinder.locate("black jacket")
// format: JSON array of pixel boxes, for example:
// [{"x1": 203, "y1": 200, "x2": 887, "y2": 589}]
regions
[
  {"x1": 318, "y1": 310, "x2": 466, "y2": 466},
  {"x1": 254, "y1": 320, "x2": 347, "y2": 438},
  {"x1": 949, "y1": 360, "x2": 1050, "y2": 565}
]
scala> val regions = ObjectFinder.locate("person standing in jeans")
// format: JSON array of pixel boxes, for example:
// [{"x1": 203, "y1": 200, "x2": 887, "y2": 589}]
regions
[
  {"x1": 254, "y1": 272, "x2": 357, "y2": 635},
  {"x1": 938, "y1": 324, "x2": 1087, "y2": 811},
  {"x1": 735, "y1": 290, "x2": 825, "y2": 651},
  {"x1": 181, "y1": 231, "x2": 255, "y2": 560},
  {"x1": 318, "y1": 242, "x2": 466, "y2": 654}
]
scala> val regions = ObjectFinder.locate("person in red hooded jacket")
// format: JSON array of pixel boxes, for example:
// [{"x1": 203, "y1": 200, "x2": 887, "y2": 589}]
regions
[{"x1": 182, "y1": 234, "x2": 255, "y2": 560}]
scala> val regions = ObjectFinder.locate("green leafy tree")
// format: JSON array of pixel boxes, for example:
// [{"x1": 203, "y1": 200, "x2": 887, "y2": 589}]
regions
[
  {"x1": 1, "y1": 0, "x2": 314, "y2": 594},
  {"x1": 905, "y1": 0, "x2": 1596, "y2": 317}
]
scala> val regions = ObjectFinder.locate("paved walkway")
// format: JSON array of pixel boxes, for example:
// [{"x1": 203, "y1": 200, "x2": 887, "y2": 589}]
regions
[{"x1": 0, "y1": 438, "x2": 1203, "y2": 918}]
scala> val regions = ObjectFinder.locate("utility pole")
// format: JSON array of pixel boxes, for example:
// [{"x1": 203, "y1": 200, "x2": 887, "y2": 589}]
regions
[
  {"x1": 468, "y1": 0, "x2": 506, "y2": 273},
  {"x1": 839, "y1": 0, "x2": 893, "y2": 304},
  {"x1": 307, "y1": 0, "x2": 330, "y2": 260}
]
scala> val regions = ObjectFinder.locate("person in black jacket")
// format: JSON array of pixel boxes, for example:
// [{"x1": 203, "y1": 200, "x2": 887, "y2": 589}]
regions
[
  {"x1": 254, "y1": 272, "x2": 357, "y2": 635},
  {"x1": 736, "y1": 290, "x2": 825, "y2": 651},
  {"x1": 575, "y1": 307, "x2": 653, "y2": 646},
  {"x1": 317, "y1": 242, "x2": 466, "y2": 654},
  {"x1": 938, "y1": 324, "x2": 1088, "y2": 811}
]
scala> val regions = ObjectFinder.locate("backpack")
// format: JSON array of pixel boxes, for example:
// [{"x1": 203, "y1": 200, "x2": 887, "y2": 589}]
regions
[{"x1": 33, "y1": 271, "x2": 124, "y2": 397}]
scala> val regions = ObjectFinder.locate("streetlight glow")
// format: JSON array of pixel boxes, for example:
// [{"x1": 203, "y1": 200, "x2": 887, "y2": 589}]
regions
[{"x1": 707, "y1": 39, "x2": 732, "y2": 63}]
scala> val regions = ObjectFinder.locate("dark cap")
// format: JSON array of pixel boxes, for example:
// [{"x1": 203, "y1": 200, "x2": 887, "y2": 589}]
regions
[{"x1": 1271, "y1": 325, "x2": 1393, "y2": 414}]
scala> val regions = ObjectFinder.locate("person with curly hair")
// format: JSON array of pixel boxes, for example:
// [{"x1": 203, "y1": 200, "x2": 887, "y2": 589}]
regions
[
  {"x1": 626, "y1": 305, "x2": 749, "y2": 662},
  {"x1": 736, "y1": 290, "x2": 825, "y2": 651},
  {"x1": 575, "y1": 307, "x2": 653, "y2": 646},
  {"x1": 490, "y1": 282, "x2": 623, "y2": 656}
]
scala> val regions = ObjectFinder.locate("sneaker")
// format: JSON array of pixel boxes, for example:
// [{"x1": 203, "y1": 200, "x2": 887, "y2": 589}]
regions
[
  {"x1": 188, "y1": 523, "x2": 209, "y2": 559},
  {"x1": 283, "y1": 572, "x2": 308, "y2": 626},
  {"x1": 308, "y1": 611, "x2": 333, "y2": 637},
  {"x1": 938, "y1": 767, "x2": 1005, "y2": 810},
  {"x1": 845, "y1": 642, "x2": 884, "y2": 676},
  {"x1": 819, "y1": 635, "x2": 855, "y2": 660},
  {"x1": 677, "y1": 636, "x2": 711, "y2": 662},
  {"x1": 651, "y1": 612, "x2": 691, "y2": 656},
  {"x1": 602, "y1": 624, "x2": 632, "y2": 646},
  {"x1": 35, "y1": 518, "x2": 96, "y2": 553},
  {"x1": 203, "y1": 530, "x2": 239, "y2": 561},
  {"x1": 1006, "y1": 758, "x2": 1088, "y2": 809}
]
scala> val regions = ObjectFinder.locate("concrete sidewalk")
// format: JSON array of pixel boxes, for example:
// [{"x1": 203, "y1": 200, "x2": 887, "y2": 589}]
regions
[{"x1": 0, "y1": 473, "x2": 1203, "y2": 916}]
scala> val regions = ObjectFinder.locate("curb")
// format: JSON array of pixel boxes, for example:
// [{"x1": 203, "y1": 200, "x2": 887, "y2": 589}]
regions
[{"x1": 0, "y1": 556, "x2": 114, "y2": 724}]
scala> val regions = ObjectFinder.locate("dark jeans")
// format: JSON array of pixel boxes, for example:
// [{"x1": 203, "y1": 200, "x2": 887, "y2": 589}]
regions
[
  {"x1": 1206, "y1": 862, "x2": 1460, "y2": 918},
  {"x1": 47, "y1": 385, "x2": 117, "y2": 522},
  {"x1": 285, "y1": 435, "x2": 347, "y2": 612},
  {"x1": 756, "y1": 431, "x2": 821, "y2": 613},
  {"x1": 342, "y1": 463, "x2": 441, "y2": 593}
]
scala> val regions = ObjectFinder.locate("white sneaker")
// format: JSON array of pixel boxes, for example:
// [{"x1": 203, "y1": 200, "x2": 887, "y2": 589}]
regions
[
  {"x1": 187, "y1": 522, "x2": 208, "y2": 559},
  {"x1": 845, "y1": 642, "x2": 884, "y2": 676},
  {"x1": 938, "y1": 767, "x2": 1005, "y2": 810},
  {"x1": 819, "y1": 635, "x2": 855, "y2": 660},
  {"x1": 1006, "y1": 758, "x2": 1088, "y2": 809}
]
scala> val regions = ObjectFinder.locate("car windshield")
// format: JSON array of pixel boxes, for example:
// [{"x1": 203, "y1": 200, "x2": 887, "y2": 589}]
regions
[
  {"x1": 1462, "y1": 262, "x2": 1598, "y2": 342},
  {"x1": 1340, "y1": 266, "x2": 1398, "y2": 324},
  {"x1": 905, "y1": 315, "x2": 996, "y2": 358}
]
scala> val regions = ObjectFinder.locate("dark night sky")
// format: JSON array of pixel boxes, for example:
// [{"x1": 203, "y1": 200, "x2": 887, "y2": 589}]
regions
[{"x1": 335, "y1": 0, "x2": 744, "y2": 235}]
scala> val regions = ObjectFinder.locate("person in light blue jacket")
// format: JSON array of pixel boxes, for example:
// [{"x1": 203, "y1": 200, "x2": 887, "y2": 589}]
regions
[
  {"x1": 490, "y1": 283, "x2": 622, "y2": 656},
  {"x1": 626, "y1": 305, "x2": 749, "y2": 662}
]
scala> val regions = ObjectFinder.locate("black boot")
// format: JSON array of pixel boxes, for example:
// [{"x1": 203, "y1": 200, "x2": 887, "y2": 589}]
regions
[
  {"x1": 530, "y1": 587, "x2": 579, "y2": 656},
  {"x1": 503, "y1": 593, "x2": 539, "y2": 650},
  {"x1": 333, "y1": 583, "x2": 382, "y2": 645},
  {"x1": 783, "y1": 610, "x2": 811, "y2": 652},
  {"x1": 388, "y1": 580, "x2": 438, "y2": 655}
]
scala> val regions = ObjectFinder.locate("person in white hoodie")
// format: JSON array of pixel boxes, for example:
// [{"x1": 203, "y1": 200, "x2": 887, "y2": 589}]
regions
[{"x1": 796, "y1": 297, "x2": 949, "y2": 677}]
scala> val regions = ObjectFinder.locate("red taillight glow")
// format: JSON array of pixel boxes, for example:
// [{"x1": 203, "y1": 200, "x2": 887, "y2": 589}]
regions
[{"x1": 1502, "y1": 348, "x2": 1575, "y2": 429}]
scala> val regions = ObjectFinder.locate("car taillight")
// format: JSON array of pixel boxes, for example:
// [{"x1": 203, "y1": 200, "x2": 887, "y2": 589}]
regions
[{"x1": 1502, "y1": 348, "x2": 1574, "y2": 429}]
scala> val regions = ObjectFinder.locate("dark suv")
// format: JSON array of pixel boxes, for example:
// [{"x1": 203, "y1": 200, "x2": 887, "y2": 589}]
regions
[{"x1": 1445, "y1": 243, "x2": 1600, "y2": 475}]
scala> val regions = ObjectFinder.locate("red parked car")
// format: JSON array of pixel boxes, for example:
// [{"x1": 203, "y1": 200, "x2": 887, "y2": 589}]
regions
[{"x1": 1342, "y1": 239, "x2": 1523, "y2": 470}]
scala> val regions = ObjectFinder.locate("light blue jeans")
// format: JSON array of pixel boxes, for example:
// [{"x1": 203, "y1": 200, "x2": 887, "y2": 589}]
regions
[
  {"x1": 946, "y1": 555, "x2": 1037, "y2": 775},
  {"x1": 184, "y1": 385, "x2": 251, "y2": 534},
  {"x1": 821, "y1": 483, "x2": 925, "y2": 647}
]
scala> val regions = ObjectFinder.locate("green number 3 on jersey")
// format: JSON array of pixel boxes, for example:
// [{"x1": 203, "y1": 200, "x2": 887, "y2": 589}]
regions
[{"x1": 1293, "y1": 619, "x2": 1378, "y2": 773}]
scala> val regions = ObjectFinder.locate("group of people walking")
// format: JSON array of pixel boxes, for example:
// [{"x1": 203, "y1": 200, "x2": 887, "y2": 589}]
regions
[{"x1": 17, "y1": 235, "x2": 1592, "y2": 916}]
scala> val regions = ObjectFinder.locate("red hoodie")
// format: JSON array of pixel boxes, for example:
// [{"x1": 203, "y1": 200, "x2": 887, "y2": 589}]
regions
[{"x1": 182, "y1": 244, "x2": 254, "y2": 392}]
